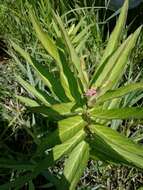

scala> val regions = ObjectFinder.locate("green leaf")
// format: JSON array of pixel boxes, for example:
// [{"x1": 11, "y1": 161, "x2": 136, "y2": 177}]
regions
[
  {"x1": 53, "y1": 11, "x2": 88, "y2": 91},
  {"x1": 91, "y1": 0, "x2": 128, "y2": 85},
  {"x1": 76, "y1": 33, "x2": 90, "y2": 53},
  {"x1": 90, "y1": 124, "x2": 143, "y2": 169},
  {"x1": 29, "y1": 9, "x2": 61, "y2": 63},
  {"x1": 91, "y1": 26, "x2": 141, "y2": 97},
  {"x1": 138, "y1": 187, "x2": 143, "y2": 190},
  {"x1": 0, "y1": 173, "x2": 36, "y2": 190},
  {"x1": 91, "y1": 34, "x2": 131, "y2": 88},
  {"x1": 29, "y1": 181, "x2": 35, "y2": 190},
  {"x1": 89, "y1": 132, "x2": 129, "y2": 165},
  {"x1": 52, "y1": 129, "x2": 86, "y2": 160},
  {"x1": 96, "y1": 82, "x2": 143, "y2": 104},
  {"x1": 37, "y1": 115, "x2": 85, "y2": 154},
  {"x1": 29, "y1": 9, "x2": 74, "y2": 101},
  {"x1": 40, "y1": 171, "x2": 61, "y2": 189},
  {"x1": 12, "y1": 41, "x2": 69, "y2": 102},
  {"x1": 101, "y1": 0, "x2": 128, "y2": 63},
  {"x1": 59, "y1": 50, "x2": 84, "y2": 105},
  {"x1": 0, "y1": 158, "x2": 35, "y2": 170},
  {"x1": 0, "y1": 154, "x2": 56, "y2": 190},
  {"x1": 104, "y1": 26, "x2": 142, "y2": 91},
  {"x1": 90, "y1": 107, "x2": 143, "y2": 120},
  {"x1": 71, "y1": 16, "x2": 86, "y2": 37},
  {"x1": 31, "y1": 61, "x2": 69, "y2": 102},
  {"x1": 62, "y1": 141, "x2": 89, "y2": 190},
  {"x1": 16, "y1": 95, "x2": 40, "y2": 107},
  {"x1": 72, "y1": 24, "x2": 92, "y2": 45},
  {"x1": 16, "y1": 76, "x2": 50, "y2": 106},
  {"x1": 30, "y1": 102, "x2": 82, "y2": 120}
]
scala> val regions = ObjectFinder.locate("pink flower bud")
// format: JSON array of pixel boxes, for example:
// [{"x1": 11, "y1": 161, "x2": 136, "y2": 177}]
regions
[{"x1": 85, "y1": 88, "x2": 97, "y2": 97}]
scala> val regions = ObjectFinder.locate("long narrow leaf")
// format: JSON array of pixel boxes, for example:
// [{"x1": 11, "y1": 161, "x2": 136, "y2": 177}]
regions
[
  {"x1": 0, "y1": 158, "x2": 36, "y2": 170},
  {"x1": 91, "y1": 0, "x2": 128, "y2": 85},
  {"x1": 59, "y1": 50, "x2": 84, "y2": 105},
  {"x1": 29, "y1": 10, "x2": 61, "y2": 63},
  {"x1": 53, "y1": 130, "x2": 86, "y2": 160},
  {"x1": 16, "y1": 95, "x2": 40, "y2": 107},
  {"x1": 105, "y1": 26, "x2": 142, "y2": 91},
  {"x1": 102, "y1": 0, "x2": 128, "y2": 63},
  {"x1": 12, "y1": 42, "x2": 69, "y2": 102},
  {"x1": 30, "y1": 102, "x2": 82, "y2": 118},
  {"x1": 90, "y1": 124, "x2": 143, "y2": 169},
  {"x1": 90, "y1": 107, "x2": 143, "y2": 120},
  {"x1": 29, "y1": 9, "x2": 74, "y2": 101},
  {"x1": 37, "y1": 115, "x2": 85, "y2": 154},
  {"x1": 91, "y1": 35, "x2": 132, "y2": 88},
  {"x1": 53, "y1": 11, "x2": 88, "y2": 91},
  {"x1": 62, "y1": 141, "x2": 89, "y2": 190},
  {"x1": 96, "y1": 82, "x2": 143, "y2": 104},
  {"x1": 16, "y1": 76, "x2": 50, "y2": 106}
]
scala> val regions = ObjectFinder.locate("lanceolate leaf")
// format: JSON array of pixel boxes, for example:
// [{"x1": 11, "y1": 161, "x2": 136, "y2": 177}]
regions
[
  {"x1": 90, "y1": 107, "x2": 143, "y2": 120},
  {"x1": 37, "y1": 116, "x2": 85, "y2": 154},
  {"x1": 0, "y1": 154, "x2": 55, "y2": 190},
  {"x1": 16, "y1": 95, "x2": 40, "y2": 107},
  {"x1": 101, "y1": 0, "x2": 128, "y2": 63},
  {"x1": 62, "y1": 141, "x2": 89, "y2": 190},
  {"x1": 30, "y1": 102, "x2": 82, "y2": 120},
  {"x1": 90, "y1": 124, "x2": 143, "y2": 169},
  {"x1": 91, "y1": 0, "x2": 128, "y2": 85},
  {"x1": 8, "y1": 1, "x2": 143, "y2": 188},
  {"x1": 91, "y1": 25, "x2": 141, "y2": 91},
  {"x1": 29, "y1": 9, "x2": 74, "y2": 101},
  {"x1": 0, "y1": 158, "x2": 36, "y2": 170},
  {"x1": 29, "y1": 10, "x2": 61, "y2": 63},
  {"x1": 91, "y1": 35, "x2": 132, "y2": 88},
  {"x1": 104, "y1": 26, "x2": 142, "y2": 91},
  {"x1": 16, "y1": 76, "x2": 50, "y2": 106},
  {"x1": 72, "y1": 24, "x2": 92, "y2": 45},
  {"x1": 53, "y1": 11, "x2": 88, "y2": 91},
  {"x1": 96, "y1": 82, "x2": 143, "y2": 104},
  {"x1": 89, "y1": 133, "x2": 129, "y2": 165},
  {"x1": 52, "y1": 130, "x2": 86, "y2": 161},
  {"x1": 12, "y1": 42, "x2": 69, "y2": 102},
  {"x1": 59, "y1": 50, "x2": 84, "y2": 105},
  {"x1": 89, "y1": 26, "x2": 141, "y2": 112},
  {"x1": 31, "y1": 61, "x2": 70, "y2": 102}
]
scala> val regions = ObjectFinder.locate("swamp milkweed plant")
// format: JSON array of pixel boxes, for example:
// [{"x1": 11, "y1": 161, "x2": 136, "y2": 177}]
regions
[{"x1": 5, "y1": 0, "x2": 143, "y2": 189}]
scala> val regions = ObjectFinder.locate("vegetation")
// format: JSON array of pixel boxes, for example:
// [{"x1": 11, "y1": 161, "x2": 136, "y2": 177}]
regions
[{"x1": 1, "y1": 0, "x2": 143, "y2": 189}]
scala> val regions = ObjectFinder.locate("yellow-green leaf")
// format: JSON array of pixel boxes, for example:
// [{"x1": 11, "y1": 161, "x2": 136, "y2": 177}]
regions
[
  {"x1": 53, "y1": 130, "x2": 86, "y2": 161},
  {"x1": 96, "y1": 82, "x2": 143, "y2": 104},
  {"x1": 16, "y1": 95, "x2": 40, "y2": 107},
  {"x1": 16, "y1": 76, "x2": 50, "y2": 106},
  {"x1": 37, "y1": 115, "x2": 85, "y2": 154},
  {"x1": 91, "y1": 0, "x2": 128, "y2": 86},
  {"x1": 29, "y1": 9, "x2": 61, "y2": 63},
  {"x1": 29, "y1": 9, "x2": 74, "y2": 101},
  {"x1": 102, "y1": 0, "x2": 128, "y2": 63},
  {"x1": 90, "y1": 124, "x2": 143, "y2": 169},
  {"x1": 12, "y1": 41, "x2": 70, "y2": 102},
  {"x1": 90, "y1": 107, "x2": 143, "y2": 120},
  {"x1": 63, "y1": 141, "x2": 89, "y2": 190},
  {"x1": 53, "y1": 11, "x2": 88, "y2": 91}
]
